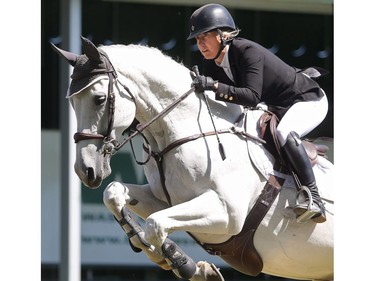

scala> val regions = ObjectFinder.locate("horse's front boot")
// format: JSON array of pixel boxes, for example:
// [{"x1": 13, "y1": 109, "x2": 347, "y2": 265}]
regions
[
  {"x1": 114, "y1": 206, "x2": 150, "y2": 252},
  {"x1": 162, "y1": 238, "x2": 197, "y2": 280}
]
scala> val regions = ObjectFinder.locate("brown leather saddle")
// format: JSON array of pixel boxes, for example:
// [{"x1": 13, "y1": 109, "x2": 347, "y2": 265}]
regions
[
  {"x1": 199, "y1": 110, "x2": 331, "y2": 276},
  {"x1": 258, "y1": 110, "x2": 330, "y2": 167}
]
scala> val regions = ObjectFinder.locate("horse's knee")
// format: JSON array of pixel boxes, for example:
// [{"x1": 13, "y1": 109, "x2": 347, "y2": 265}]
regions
[
  {"x1": 103, "y1": 181, "x2": 127, "y2": 217},
  {"x1": 144, "y1": 214, "x2": 168, "y2": 248}
]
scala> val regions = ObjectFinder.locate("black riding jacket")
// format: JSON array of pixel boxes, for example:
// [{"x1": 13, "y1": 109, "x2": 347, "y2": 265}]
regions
[{"x1": 202, "y1": 37, "x2": 324, "y2": 118}]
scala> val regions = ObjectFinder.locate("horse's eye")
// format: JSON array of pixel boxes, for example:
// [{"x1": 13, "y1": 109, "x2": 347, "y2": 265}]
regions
[{"x1": 94, "y1": 95, "x2": 106, "y2": 105}]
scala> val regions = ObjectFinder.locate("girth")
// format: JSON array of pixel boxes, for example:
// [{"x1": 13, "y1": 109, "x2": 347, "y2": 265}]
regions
[
  {"x1": 198, "y1": 174, "x2": 285, "y2": 276},
  {"x1": 131, "y1": 108, "x2": 328, "y2": 277}
]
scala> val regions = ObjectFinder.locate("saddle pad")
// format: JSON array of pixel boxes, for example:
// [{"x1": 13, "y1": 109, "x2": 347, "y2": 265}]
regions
[
  {"x1": 244, "y1": 109, "x2": 334, "y2": 209},
  {"x1": 244, "y1": 109, "x2": 296, "y2": 187}
]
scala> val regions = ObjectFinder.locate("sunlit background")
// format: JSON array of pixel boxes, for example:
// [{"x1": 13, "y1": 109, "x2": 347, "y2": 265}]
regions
[{"x1": 41, "y1": 1, "x2": 333, "y2": 281}]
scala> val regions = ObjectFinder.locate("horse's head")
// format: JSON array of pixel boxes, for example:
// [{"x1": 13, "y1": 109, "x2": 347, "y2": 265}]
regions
[{"x1": 51, "y1": 36, "x2": 136, "y2": 188}]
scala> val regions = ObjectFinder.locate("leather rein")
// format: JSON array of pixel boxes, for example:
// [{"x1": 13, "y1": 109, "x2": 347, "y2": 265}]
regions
[
  {"x1": 73, "y1": 50, "x2": 213, "y2": 157},
  {"x1": 72, "y1": 52, "x2": 266, "y2": 205}
]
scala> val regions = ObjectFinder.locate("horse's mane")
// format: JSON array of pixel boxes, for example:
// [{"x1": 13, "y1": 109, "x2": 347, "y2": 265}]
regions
[
  {"x1": 99, "y1": 44, "x2": 189, "y2": 81},
  {"x1": 98, "y1": 44, "x2": 195, "y2": 133},
  {"x1": 99, "y1": 43, "x2": 193, "y2": 112}
]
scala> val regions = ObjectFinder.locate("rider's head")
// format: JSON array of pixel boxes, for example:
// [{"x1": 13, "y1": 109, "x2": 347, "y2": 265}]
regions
[
  {"x1": 187, "y1": 4, "x2": 238, "y2": 40},
  {"x1": 187, "y1": 4, "x2": 239, "y2": 60}
]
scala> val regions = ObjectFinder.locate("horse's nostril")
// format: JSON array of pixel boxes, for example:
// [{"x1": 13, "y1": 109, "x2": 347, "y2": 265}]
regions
[{"x1": 87, "y1": 167, "x2": 95, "y2": 181}]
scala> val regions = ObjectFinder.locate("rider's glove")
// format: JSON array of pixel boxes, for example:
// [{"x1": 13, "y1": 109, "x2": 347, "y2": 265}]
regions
[{"x1": 191, "y1": 74, "x2": 217, "y2": 93}]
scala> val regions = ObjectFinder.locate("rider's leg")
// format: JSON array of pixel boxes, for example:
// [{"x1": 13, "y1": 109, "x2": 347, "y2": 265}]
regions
[
  {"x1": 281, "y1": 131, "x2": 326, "y2": 223},
  {"x1": 276, "y1": 93, "x2": 328, "y2": 223}
]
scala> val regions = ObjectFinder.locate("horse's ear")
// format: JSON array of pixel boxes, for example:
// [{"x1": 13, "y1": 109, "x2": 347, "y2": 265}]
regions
[
  {"x1": 50, "y1": 43, "x2": 78, "y2": 66},
  {"x1": 80, "y1": 36, "x2": 102, "y2": 63}
]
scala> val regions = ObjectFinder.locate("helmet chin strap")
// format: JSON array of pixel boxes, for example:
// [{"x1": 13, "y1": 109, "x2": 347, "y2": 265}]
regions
[
  {"x1": 212, "y1": 44, "x2": 225, "y2": 61},
  {"x1": 212, "y1": 29, "x2": 232, "y2": 61}
]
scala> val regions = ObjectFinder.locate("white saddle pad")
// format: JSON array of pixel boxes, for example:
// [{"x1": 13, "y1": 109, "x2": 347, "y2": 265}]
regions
[
  {"x1": 244, "y1": 109, "x2": 296, "y2": 188},
  {"x1": 244, "y1": 108, "x2": 334, "y2": 206}
]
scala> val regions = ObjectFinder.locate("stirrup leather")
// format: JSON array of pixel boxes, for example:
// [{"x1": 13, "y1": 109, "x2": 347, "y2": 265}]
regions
[{"x1": 293, "y1": 186, "x2": 322, "y2": 223}]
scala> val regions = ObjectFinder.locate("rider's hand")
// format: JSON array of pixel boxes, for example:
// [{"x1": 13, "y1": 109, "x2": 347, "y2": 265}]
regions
[{"x1": 191, "y1": 75, "x2": 217, "y2": 93}]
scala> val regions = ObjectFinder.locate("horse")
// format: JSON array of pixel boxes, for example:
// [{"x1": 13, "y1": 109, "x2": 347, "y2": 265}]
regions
[{"x1": 51, "y1": 36, "x2": 334, "y2": 281}]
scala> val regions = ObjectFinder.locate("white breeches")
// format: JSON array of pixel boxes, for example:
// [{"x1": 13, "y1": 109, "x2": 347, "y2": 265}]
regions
[{"x1": 276, "y1": 90, "x2": 328, "y2": 147}]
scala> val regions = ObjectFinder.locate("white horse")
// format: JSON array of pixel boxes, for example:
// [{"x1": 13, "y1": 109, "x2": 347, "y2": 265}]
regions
[{"x1": 52, "y1": 37, "x2": 334, "y2": 281}]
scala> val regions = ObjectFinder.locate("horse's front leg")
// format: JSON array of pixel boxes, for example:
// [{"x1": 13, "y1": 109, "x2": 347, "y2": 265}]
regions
[
  {"x1": 103, "y1": 181, "x2": 171, "y2": 270},
  {"x1": 144, "y1": 190, "x2": 241, "y2": 247},
  {"x1": 104, "y1": 183, "x2": 226, "y2": 281},
  {"x1": 144, "y1": 190, "x2": 238, "y2": 281}
]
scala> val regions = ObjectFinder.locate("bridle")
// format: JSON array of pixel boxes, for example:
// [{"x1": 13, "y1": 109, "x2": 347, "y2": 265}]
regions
[
  {"x1": 72, "y1": 50, "x2": 136, "y2": 156},
  {"x1": 72, "y1": 51, "x2": 267, "y2": 206},
  {"x1": 72, "y1": 51, "x2": 265, "y2": 172},
  {"x1": 72, "y1": 50, "x2": 198, "y2": 157}
]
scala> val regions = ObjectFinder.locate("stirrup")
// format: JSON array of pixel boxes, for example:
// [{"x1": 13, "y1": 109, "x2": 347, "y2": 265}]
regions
[{"x1": 293, "y1": 186, "x2": 326, "y2": 223}]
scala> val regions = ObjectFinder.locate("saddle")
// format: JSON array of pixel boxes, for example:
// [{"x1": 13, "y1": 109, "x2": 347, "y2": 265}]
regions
[
  {"x1": 200, "y1": 109, "x2": 331, "y2": 276},
  {"x1": 258, "y1": 110, "x2": 330, "y2": 167}
]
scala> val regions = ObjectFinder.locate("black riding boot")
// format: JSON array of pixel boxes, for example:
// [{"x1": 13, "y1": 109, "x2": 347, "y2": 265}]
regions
[{"x1": 281, "y1": 132, "x2": 326, "y2": 223}]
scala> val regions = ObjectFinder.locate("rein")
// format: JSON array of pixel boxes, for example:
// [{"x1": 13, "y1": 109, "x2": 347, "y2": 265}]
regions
[
  {"x1": 72, "y1": 51, "x2": 265, "y2": 206},
  {"x1": 138, "y1": 107, "x2": 266, "y2": 206},
  {"x1": 73, "y1": 50, "x2": 198, "y2": 156},
  {"x1": 114, "y1": 86, "x2": 197, "y2": 152}
]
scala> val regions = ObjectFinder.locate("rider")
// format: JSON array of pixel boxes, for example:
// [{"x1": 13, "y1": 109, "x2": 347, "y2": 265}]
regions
[{"x1": 187, "y1": 3, "x2": 329, "y2": 223}]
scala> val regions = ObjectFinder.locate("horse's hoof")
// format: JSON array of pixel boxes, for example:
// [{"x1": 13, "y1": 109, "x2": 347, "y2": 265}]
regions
[
  {"x1": 162, "y1": 238, "x2": 196, "y2": 280},
  {"x1": 194, "y1": 261, "x2": 225, "y2": 281}
]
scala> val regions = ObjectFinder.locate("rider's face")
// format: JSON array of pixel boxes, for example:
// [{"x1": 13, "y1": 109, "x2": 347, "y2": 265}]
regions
[{"x1": 195, "y1": 31, "x2": 221, "y2": 60}]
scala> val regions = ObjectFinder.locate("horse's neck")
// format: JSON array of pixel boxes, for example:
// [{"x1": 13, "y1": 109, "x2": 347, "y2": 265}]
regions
[
  {"x1": 106, "y1": 44, "x2": 241, "y2": 151},
  {"x1": 108, "y1": 45, "x2": 200, "y2": 148},
  {"x1": 136, "y1": 83, "x2": 200, "y2": 150}
]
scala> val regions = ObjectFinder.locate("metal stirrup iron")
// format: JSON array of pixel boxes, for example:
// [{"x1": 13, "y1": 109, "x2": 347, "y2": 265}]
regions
[{"x1": 294, "y1": 186, "x2": 322, "y2": 223}]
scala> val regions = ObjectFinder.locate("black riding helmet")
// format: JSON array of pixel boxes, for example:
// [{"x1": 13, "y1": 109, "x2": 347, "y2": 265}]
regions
[{"x1": 187, "y1": 3, "x2": 236, "y2": 40}]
